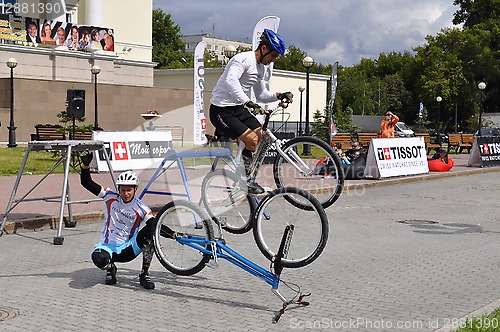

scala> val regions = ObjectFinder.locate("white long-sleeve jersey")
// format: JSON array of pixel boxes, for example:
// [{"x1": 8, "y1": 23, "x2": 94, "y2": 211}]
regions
[{"x1": 210, "y1": 51, "x2": 278, "y2": 107}]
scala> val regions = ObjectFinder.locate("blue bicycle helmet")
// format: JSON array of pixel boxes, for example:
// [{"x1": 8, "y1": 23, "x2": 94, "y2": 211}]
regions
[{"x1": 260, "y1": 28, "x2": 286, "y2": 56}]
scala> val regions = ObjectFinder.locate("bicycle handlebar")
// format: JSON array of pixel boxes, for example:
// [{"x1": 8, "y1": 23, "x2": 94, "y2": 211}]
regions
[{"x1": 261, "y1": 99, "x2": 291, "y2": 131}]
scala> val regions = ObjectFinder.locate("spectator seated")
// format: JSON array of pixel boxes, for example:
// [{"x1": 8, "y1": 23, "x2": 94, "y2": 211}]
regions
[
  {"x1": 428, "y1": 157, "x2": 454, "y2": 172},
  {"x1": 428, "y1": 149, "x2": 454, "y2": 172},
  {"x1": 343, "y1": 153, "x2": 367, "y2": 180}
]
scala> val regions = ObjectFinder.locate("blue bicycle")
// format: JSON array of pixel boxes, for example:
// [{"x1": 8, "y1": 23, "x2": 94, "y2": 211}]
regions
[{"x1": 152, "y1": 186, "x2": 328, "y2": 322}]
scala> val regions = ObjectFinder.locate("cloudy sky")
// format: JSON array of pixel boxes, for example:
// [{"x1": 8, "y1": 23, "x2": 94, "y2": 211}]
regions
[{"x1": 153, "y1": 0, "x2": 461, "y2": 67}]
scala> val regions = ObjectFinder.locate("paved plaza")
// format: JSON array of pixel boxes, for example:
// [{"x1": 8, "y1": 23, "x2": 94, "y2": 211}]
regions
[{"x1": 1, "y1": 155, "x2": 500, "y2": 331}]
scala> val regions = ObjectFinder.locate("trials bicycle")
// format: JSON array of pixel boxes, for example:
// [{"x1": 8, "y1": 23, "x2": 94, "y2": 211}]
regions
[
  {"x1": 201, "y1": 99, "x2": 344, "y2": 234},
  {"x1": 152, "y1": 186, "x2": 328, "y2": 322}
]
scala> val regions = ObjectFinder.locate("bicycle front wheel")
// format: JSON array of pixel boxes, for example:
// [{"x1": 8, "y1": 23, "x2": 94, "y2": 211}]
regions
[
  {"x1": 201, "y1": 169, "x2": 257, "y2": 234},
  {"x1": 153, "y1": 200, "x2": 214, "y2": 276},
  {"x1": 253, "y1": 187, "x2": 328, "y2": 268},
  {"x1": 273, "y1": 136, "x2": 344, "y2": 210}
]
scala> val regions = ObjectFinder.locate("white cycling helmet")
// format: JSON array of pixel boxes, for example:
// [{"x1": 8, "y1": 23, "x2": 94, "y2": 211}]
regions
[{"x1": 116, "y1": 170, "x2": 139, "y2": 186}]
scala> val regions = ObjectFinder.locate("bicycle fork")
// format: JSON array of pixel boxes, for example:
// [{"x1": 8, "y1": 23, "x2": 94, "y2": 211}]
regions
[
  {"x1": 272, "y1": 225, "x2": 310, "y2": 324},
  {"x1": 266, "y1": 131, "x2": 314, "y2": 176}
]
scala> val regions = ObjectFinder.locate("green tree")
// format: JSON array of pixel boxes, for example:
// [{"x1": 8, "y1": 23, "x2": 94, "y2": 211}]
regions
[
  {"x1": 152, "y1": 9, "x2": 193, "y2": 69},
  {"x1": 274, "y1": 45, "x2": 308, "y2": 71},
  {"x1": 452, "y1": 0, "x2": 500, "y2": 28},
  {"x1": 452, "y1": 0, "x2": 500, "y2": 117},
  {"x1": 311, "y1": 109, "x2": 329, "y2": 142},
  {"x1": 311, "y1": 106, "x2": 357, "y2": 142},
  {"x1": 413, "y1": 25, "x2": 499, "y2": 131},
  {"x1": 204, "y1": 50, "x2": 222, "y2": 68}
]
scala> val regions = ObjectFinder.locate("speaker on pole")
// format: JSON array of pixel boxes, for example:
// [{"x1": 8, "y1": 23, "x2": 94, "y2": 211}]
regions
[{"x1": 67, "y1": 89, "x2": 85, "y2": 118}]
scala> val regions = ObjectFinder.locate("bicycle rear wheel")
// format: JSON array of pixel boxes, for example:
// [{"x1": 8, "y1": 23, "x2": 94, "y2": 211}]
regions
[
  {"x1": 253, "y1": 187, "x2": 328, "y2": 268},
  {"x1": 153, "y1": 200, "x2": 214, "y2": 276},
  {"x1": 273, "y1": 136, "x2": 344, "y2": 210},
  {"x1": 201, "y1": 169, "x2": 257, "y2": 234}
]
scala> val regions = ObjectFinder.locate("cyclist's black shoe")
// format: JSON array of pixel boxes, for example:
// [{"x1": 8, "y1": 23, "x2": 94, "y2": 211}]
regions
[
  {"x1": 247, "y1": 180, "x2": 265, "y2": 195},
  {"x1": 139, "y1": 272, "x2": 155, "y2": 289},
  {"x1": 105, "y1": 263, "x2": 117, "y2": 285}
]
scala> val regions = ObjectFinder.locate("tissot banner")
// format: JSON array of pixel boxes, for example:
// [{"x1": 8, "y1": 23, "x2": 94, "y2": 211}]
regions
[
  {"x1": 364, "y1": 137, "x2": 428, "y2": 178},
  {"x1": 91, "y1": 131, "x2": 173, "y2": 172},
  {"x1": 467, "y1": 136, "x2": 500, "y2": 167}
]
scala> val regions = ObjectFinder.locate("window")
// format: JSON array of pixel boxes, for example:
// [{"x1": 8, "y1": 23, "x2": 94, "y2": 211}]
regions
[
  {"x1": 66, "y1": 3, "x2": 78, "y2": 23},
  {"x1": 207, "y1": 44, "x2": 212, "y2": 50}
]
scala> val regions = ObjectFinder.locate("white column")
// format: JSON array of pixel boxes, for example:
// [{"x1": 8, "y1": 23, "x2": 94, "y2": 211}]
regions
[
  {"x1": 85, "y1": 0, "x2": 102, "y2": 26},
  {"x1": 47, "y1": 0, "x2": 66, "y2": 22}
]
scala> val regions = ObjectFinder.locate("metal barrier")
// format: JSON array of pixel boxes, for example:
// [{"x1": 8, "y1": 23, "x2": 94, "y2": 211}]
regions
[{"x1": 0, "y1": 140, "x2": 115, "y2": 245}]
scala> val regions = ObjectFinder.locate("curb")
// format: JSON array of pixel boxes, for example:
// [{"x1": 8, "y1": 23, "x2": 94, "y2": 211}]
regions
[
  {"x1": 343, "y1": 165, "x2": 500, "y2": 193},
  {"x1": 0, "y1": 205, "x2": 165, "y2": 235}
]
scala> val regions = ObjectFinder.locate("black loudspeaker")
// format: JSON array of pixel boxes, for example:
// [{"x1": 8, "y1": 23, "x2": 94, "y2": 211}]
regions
[{"x1": 67, "y1": 89, "x2": 85, "y2": 118}]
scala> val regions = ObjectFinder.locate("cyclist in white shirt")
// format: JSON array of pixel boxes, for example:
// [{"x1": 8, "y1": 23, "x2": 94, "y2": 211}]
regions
[
  {"x1": 79, "y1": 152, "x2": 156, "y2": 289},
  {"x1": 209, "y1": 29, "x2": 293, "y2": 194}
]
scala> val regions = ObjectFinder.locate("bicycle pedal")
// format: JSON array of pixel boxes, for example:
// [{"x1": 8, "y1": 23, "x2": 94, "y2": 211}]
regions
[{"x1": 216, "y1": 216, "x2": 227, "y2": 227}]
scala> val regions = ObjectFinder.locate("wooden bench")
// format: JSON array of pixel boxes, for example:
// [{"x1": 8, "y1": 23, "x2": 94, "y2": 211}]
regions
[
  {"x1": 330, "y1": 133, "x2": 352, "y2": 150},
  {"x1": 447, "y1": 133, "x2": 461, "y2": 154},
  {"x1": 35, "y1": 124, "x2": 66, "y2": 141},
  {"x1": 459, "y1": 133, "x2": 474, "y2": 154},
  {"x1": 71, "y1": 131, "x2": 93, "y2": 140},
  {"x1": 155, "y1": 125, "x2": 184, "y2": 147},
  {"x1": 416, "y1": 133, "x2": 441, "y2": 154},
  {"x1": 357, "y1": 133, "x2": 379, "y2": 150},
  {"x1": 447, "y1": 133, "x2": 473, "y2": 154}
]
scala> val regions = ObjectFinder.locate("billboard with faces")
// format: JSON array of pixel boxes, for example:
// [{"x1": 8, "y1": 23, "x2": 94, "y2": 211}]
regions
[{"x1": 0, "y1": 13, "x2": 114, "y2": 52}]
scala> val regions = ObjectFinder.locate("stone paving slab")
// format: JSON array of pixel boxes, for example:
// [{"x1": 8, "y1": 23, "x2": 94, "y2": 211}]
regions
[{"x1": 1, "y1": 171, "x2": 500, "y2": 331}]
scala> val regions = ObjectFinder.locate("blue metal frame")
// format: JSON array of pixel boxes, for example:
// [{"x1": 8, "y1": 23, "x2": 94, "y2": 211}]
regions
[
  {"x1": 176, "y1": 235, "x2": 280, "y2": 288},
  {"x1": 139, "y1": 148, "x2": 237, "y2": 201}
]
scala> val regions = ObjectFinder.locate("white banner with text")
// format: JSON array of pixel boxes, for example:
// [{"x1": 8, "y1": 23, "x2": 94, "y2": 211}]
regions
[
  {"x1": 364, "y1": 137, "x2": 429, "y2": 179},
  {"x1": 91, "y1": 131, "x2": 173, "y2": 172}
]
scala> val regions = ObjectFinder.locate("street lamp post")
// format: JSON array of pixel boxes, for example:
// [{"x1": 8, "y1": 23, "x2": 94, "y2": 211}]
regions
[
  {"x1": 298, "y1": 86, "x2": 305, "y2": 135},
  {"x1": 6, "y1": 58, "x2": 17, "y2": 148},
  {"x1": 478, "y1": 82, "x2": 486, "y2": 137},
  {"x1": 223, "y1": 45, "x2": 237, "y2": 67},
  {"x1": 91, "y1": 65, "x2": 101, "y2": 130},
  {"x1": 436, "y1": 96, "x2": 442, "y2": 145},
  {"x1": 302, "y1": 56, "x2": 314, "y2": 155},
  {"x1": 225, "y1": 44, "x2": 237, "y2": 58}
]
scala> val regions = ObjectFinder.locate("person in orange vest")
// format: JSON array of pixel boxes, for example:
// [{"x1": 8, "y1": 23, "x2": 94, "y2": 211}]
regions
[{"x1": 380, "y1": 111, "x2": 399, "y2": 138}]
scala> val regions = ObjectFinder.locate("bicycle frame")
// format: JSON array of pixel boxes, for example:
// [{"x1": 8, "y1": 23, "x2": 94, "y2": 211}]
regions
[
  {"x1": 245, "y1": 104, "x2": 315, "y2": 182},
  {"x1": 174, "y1": 224, "x2": 309, "y2": 323},
  {"x1": 177, "y1": 235, "x2": 281, "y2": 290}
]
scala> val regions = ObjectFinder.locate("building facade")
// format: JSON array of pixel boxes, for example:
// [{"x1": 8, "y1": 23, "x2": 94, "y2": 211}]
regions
[
  {"x1": 181, "y1": 34, "x2": 252, "y2": 61},
  {"x1": 0, "y1": 0, "x2": 161, "y2": 143},
  {"x1": 0, "y1": 2, "x2": 331, "y2": 144},
  {"x1": 154, "y1": 68, "x2": 330, "y2": 136}
]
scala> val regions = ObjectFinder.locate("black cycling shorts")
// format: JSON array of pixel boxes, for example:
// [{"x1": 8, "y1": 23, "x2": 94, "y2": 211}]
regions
[{"x1": 209, "y1": 104, "x2": 261, "y2": 140}]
